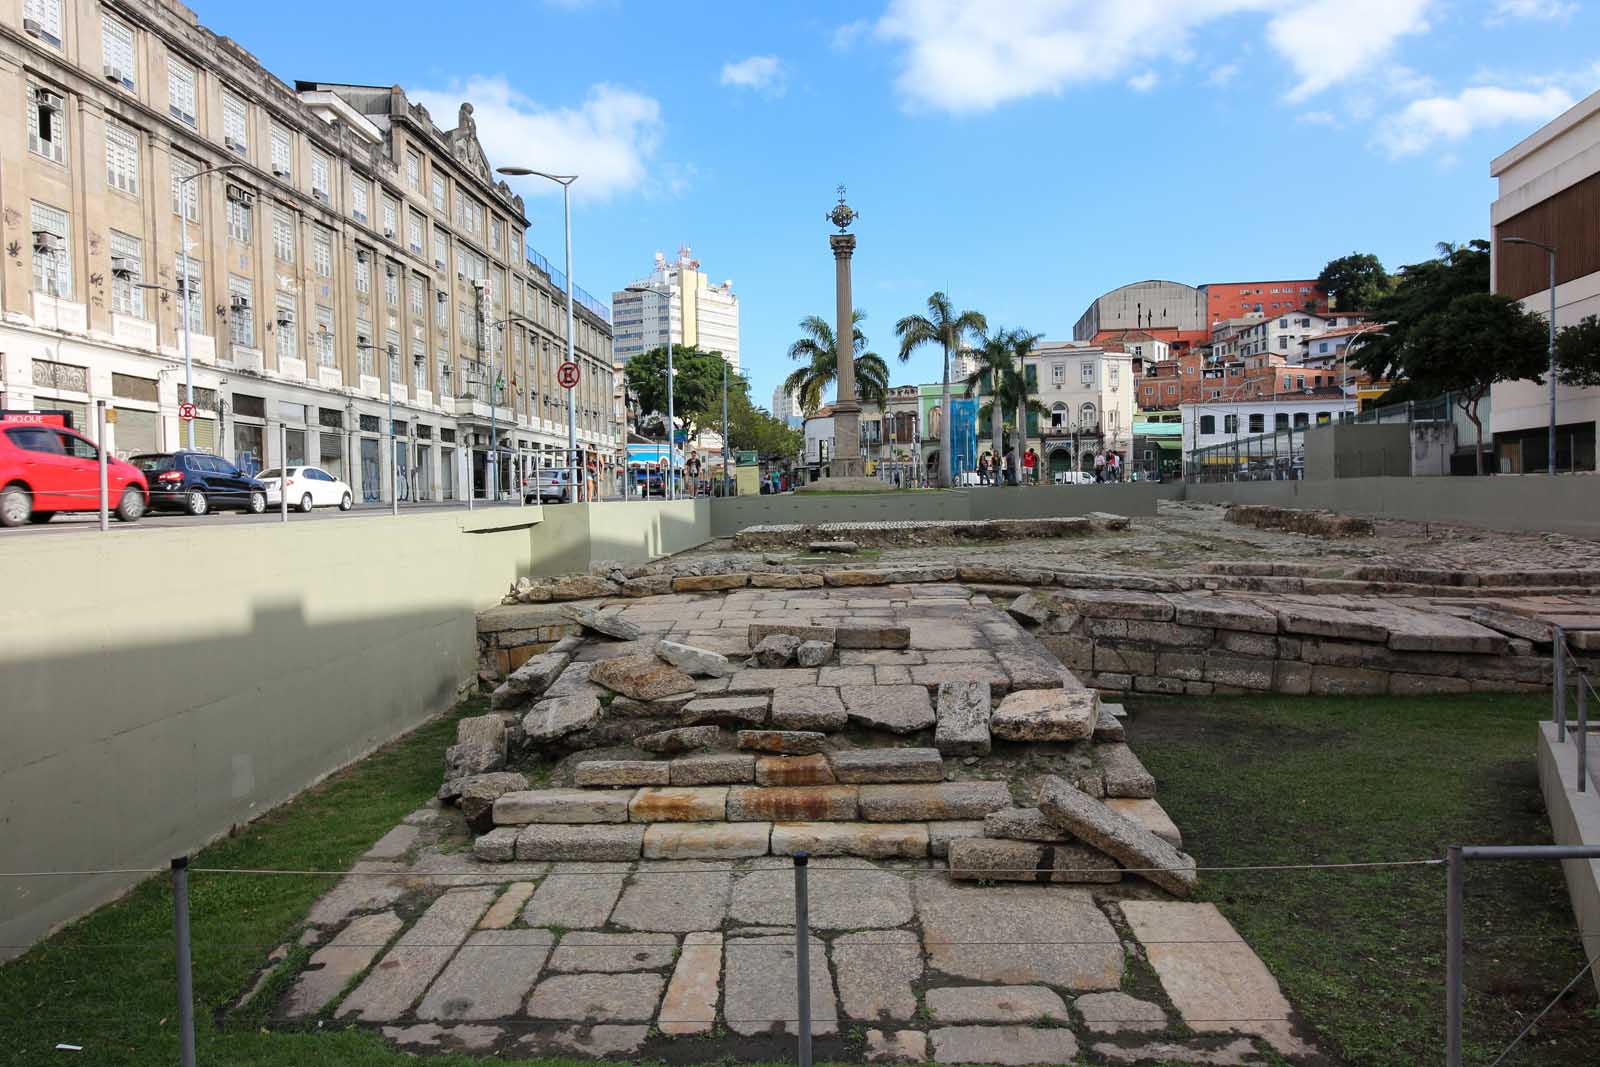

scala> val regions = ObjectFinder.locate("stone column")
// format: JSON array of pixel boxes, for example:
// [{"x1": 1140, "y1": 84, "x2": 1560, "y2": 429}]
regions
[{"x1": 829, "y1": 233, "x2": 862, "y2": 477}]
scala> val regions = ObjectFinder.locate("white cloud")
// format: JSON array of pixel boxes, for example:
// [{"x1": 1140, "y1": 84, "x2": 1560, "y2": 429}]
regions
[
  {"x1": 1207, "y1": 63, "x2": 1240, "y2": 87},
  {"x1": 410, "y1": 77, "x2": 663, "y2": 200},
  {"x1": 1488, "y1": 0, "x2": 1577, "y2": 23},
  {"x1": 871, "y1": 0, "x2": 1438, "y2": 112},
  {"x1": 720, "y1": 55, "x2": 786, "y2": 94},
  {"x1": 1128, "y1": 72, "x2": 1159, "y2": 92},
  {"x1": 1265, "y1": 0, "x2": 1433, "y2": 101},
  {"x1": 1296, "y1": 109, "x2": 1339, "y2": 125},
  {"x1": 833, "y1": 19, "x2": 872, "y2": 50},
  {"x1": 1375, "y1": 84, "x2": 1575, "y2": 156}
]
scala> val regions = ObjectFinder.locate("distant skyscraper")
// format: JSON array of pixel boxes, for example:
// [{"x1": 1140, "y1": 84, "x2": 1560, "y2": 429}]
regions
[
  {"x1": 612, "y1": 245, "x2": 740, "y2": 372},
  {"x1": 772, "y1": 384, "x2": 804, "y2": 428}
]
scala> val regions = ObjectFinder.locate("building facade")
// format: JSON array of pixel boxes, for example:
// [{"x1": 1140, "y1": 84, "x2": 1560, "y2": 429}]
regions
[
  {"x1": 770, "y1": 383, "x2": 803, "y2": 427},
  {"x1": 1072, "y1": 279, "x2": 1208, "y2": 348},
  {"x1": 1181, "y1": 396, "x2": 1349, "y2": 472},
  {"x1": 1027, "y1": 342, "x2": 1136, "y2": 480},
  {"x1": 2, "y1": 0, "x2": 621, "y2": 502},
  {"x1": 1202, "y1": 279, "x2": 1327, "y2": 323},
  {"x1": 1489, "y1": 86, "x2": 1600, "y2": 473},
  {"x1": 611, "y1": 245, "x2": 739, "y2": 372}
]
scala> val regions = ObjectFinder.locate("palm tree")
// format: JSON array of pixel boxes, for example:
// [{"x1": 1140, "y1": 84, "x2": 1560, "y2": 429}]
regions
[
  {"x1": 785, "y1": 312, "x2": 890, "y2": 455},
  {"x1": 895, "y1": 292, "x2": 986, "y2": 487},
  {"x1": 964, "y1": 328, "x2": 1022, "y2": 473},
  {"x1": 1009, "y1": 331, "x2": 1042, "y2": 480}
]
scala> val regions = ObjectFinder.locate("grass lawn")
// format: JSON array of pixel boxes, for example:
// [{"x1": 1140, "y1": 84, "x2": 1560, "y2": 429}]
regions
[{"x1": 1132, "y1": 692, "x2": 1600, "y2": 1066}]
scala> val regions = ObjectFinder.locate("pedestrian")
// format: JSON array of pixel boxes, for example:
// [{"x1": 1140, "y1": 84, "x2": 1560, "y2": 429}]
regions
[
  {"x1": 1003, "y1": 447, "x2": 1017, "y2": 486},
  {"x1": 1094, "y1": 451, "x2": 1106, "y2": 483},
  {"x1": 1022, "y1": 448, "x2": 1037, "y2": 485},
  {"x1": 979, "y1": 451, "x2": 992, "y2": 485},
  {"x1": 684, "y1": 452, "x2": 701, "y2": 497}
]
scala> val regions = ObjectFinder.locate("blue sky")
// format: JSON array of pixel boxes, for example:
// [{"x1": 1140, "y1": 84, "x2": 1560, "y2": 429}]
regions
[{"x1": 209, "y1": 0, "x2": 1598, "y2": 409}]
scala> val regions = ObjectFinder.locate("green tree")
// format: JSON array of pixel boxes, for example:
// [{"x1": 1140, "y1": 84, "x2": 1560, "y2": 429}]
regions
[
  {"x1": 963, "y1": 328, "x2": 1019, "y2": 466},
  {"x1": 623, "y1": 345, "x2": 728, "y2": 441},
  {"x1": 783, "y1": 311, "x2": 890, "y2": 416},
  {"x1": 724, "y1": 387, "x2": 803, "y2": 459},
  {"x1": 1556, "y1": 315, "x2": 1600, "y2": 388},
  {"x1": 1353, "y1": 240, "x2": 1491, "y2": 385},
  {"x1": 1405, "y1": 292, "x2": 1547, "y2": 474},
  {"x1": 895, "y1": 292, "x2": 987, "y2": 487},
  {"x1": 1316, "y1": 252, "x2": 1392, "y2": 311}
]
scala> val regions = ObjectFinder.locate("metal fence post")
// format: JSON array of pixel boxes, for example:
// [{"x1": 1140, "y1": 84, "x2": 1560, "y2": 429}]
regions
[
  {"x1": 171, "y1": 856, "x2": 197, "y2": 1067},
  {"x1": 792, "y1": 852, "x2": 813, "y2": 1067},
  {"x1": 279, "y1": 424, "x2": 289, "y2": 524},
  {"x1": 96, "y1": 400, "x2": 109, "y2": 531},
  {"x1": 1445, "y1": 844, "x2": 1463, "y2": 1067},
  {"x1": 1579, "y1": 672, "x2": 1589, "y2": 793},
  {"x1": 1555, "y1": 625, "x2": 1567, "y2": 742}
]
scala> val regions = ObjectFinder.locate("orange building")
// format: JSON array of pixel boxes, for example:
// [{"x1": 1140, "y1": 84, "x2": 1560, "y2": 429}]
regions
[
  {"x1": 1203, "y1": 280, "x2": 1328, "y2": 323},
  {"x1": 1136, "y1": 353, "x2": 1206, "y2": 410}
]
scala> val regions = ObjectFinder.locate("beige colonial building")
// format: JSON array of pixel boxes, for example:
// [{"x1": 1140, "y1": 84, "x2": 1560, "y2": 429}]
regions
[{"x1": 1, "y1": 0, "x2": 620, "y2": 501}]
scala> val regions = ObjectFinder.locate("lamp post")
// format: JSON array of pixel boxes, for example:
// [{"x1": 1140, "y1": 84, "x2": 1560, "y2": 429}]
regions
[
  {"x1": 1501, "y1": 236, "x2": 1559, "y2": 475},
  {"x1": 623, "y1": 285, "x2": 677, "y2": 500},
  {"x1": 357, "y1": 341, "x2": 400, "y2": 515},
  {"x1": 497, "y1": 167, "x2": 579, "y2": 502},
  {"x1": 721, "y1": 357, "x2": 731, "y2": 497}
]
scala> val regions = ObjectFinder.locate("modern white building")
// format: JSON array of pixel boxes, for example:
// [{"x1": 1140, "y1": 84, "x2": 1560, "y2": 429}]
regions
[
  {"x1": 1180, "y1": 397, "x2": 1349, "y2": 468},
  {"x1": 1237, "y1": 312, "x2": 1368, "y2": 362},
  {"x1": 771, "y1": 384, "x2": 804, "y2": 427},
  {"x1": 611, "y1": 245, "x2": 740, "y2": 372},
  {"x1": 1489, "y1": 86, "x2": 1600, "y2": 472}
]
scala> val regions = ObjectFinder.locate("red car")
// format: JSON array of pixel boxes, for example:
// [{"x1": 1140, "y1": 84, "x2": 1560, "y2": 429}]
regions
[{"x1": 0, "y1": 420, "x2": 149, "y2": 526}]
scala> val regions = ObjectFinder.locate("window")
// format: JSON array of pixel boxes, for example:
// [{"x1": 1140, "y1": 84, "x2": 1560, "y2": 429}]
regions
[
  {"x1": 175, "y1": 254, "x2": 203, "y2": 332},
  {"x1": 28, "y1": 80, "x2": 66, "y2": 164},
  {"x1": 310, "y1": 152, "x2": 330, "y2": 201},
  {"x1": 228, "y1": 276, "x2": 254, "y2": 347},
  {"x1": 357, "y1": 324, "x2": 375, "y2": 376},
  {"x1": 109, "y1": 231, "x2": 143, "y2": 318},
  {"x1": 412, "y1": 339, "x2": 426, "y2": 383},
  {"x1": 272, "y1": 208, "x2": 295, "y2": 262},
  {"x1": 350, "y1": 176, "x2": 369, "y2": 223},
  {"x1": 1109, "y1": 363, "x2": 1120, "y2": 388},
  {"x1": 354, "y1": 249, "x2": 371, "y2": 295},
  {"x1": 383, "y1": 263, "x2": 399, "y2": 305},
  {"x1": 454, "y1": 189, "x2": 480, "y2": 235},
  {"x1": 1295, "y1": 375, "x2": 1305, "y2": 390},
  {"x1": 275, "y1": 295, "x2": 297, "y2": 362},
  {"x1": 434, "y1": 230, "x2": 449, "y2": 270},
  {"x1": 382, "y1": 196, "x2": 399, "y2": 238},
  {"x1": 1293, "y1": 412, "x2": 1309, "y2": 429},
  {"x1": 407, "y1": 210, "x2": 424, "y2": 254},
  {"x1": 315, "y1": 305, "x2": 335, "y2": 366},
  {"x1": 409, "y1": 276, "x2": 425, "y2": 317},
  {"x1": 306, "y1": 231, "x2": 330, "y2": 280},
  {"x1": 1249, "y1": 413, "x2": 1264, "y2": 433},
  {"x1": 226, "y1": 190, "x2": 253, "y2": 243},
  {"x1": 431, "y1": 173, "x2": 447, "y2": 212},
  {"x1": 1051, "y1": 362, "x2": 1065, "y2": 385},
  {"x1": 24, "y1": 0, "x2": 63, "y2": 46},
  {"x1": 270, "y1": 126, "x2": 291, "y2": 177},
  {"x1": 1275, "y1": 413, "x2": 1289, "y2": 431},
  {"x1": 222, "y1": 94, "x2": 248, "y2": 154},
  {"x1": 105, "y1": 122, "x2": 139, "y2": 194},
  {"x1": 1080, "y1": 402, "x2": 1097, "y2": 429},
  {"x1": 101, "y1": 14, "x2": 135, "y2": 88},
  {"x1": 1080, "y1": 361, "x2": 1094, "y2": 385},
  {"x1": 1199, "y1": 415, "x2": 1215, "y2": 435},
  {"x1": 1223, "y1": 414, "x2": 1239, "y2": 434},
  {"x1": 406, "y1": 148, "x2": 422, "y2": 191},
  {"x1": 171, "y1": 156, "x2": 199, "y2": 221},
  {"x1": 29, "y1": 201, "x2": 71, "y2": 298},
  {"x1": 491, "y1": 217, "x2": 504, "y2": 255},
  {"x1": 167, "y1": 57, "x2": 197, "y2": 127}
]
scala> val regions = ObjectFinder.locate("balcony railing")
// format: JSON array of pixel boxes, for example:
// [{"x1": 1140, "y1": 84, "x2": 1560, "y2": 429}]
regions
[{"x1": 526, "y1": 246, "x2": 610, "y2": 324}]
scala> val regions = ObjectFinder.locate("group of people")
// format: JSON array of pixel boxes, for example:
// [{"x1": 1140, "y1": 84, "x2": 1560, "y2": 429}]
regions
[{"x1": 976, "y1": 448, "x2": 1125, "y2": 485}]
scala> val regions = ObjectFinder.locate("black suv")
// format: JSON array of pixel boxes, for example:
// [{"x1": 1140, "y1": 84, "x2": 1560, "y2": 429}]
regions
[{"x1": 129, "y1": 451, "x2": 268, "y2": 516}]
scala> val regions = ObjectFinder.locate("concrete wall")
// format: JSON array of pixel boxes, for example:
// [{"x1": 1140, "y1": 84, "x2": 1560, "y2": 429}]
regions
[
  {"x1": 1304, "y1": 423, "x2": 1413, "y2": 480},
  {"x1": 1536, "y1": 722, "x2": 1600, "y2": 998},
  {"x1": 0, "y1": 498, "x2": 706, "y2": 959},
  {"x1": 709, "y1": 485, "x2": 1175, "y2": 538},
  {"x1": 1184, "y1": 475, "x2": 1600, "y2": 538}
]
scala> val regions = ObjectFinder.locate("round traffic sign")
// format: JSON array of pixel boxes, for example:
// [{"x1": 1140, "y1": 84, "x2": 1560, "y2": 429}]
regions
[
  {"x1": 557, "y1": 361, "x2": 581, "y2": 389},
  {"x1": 178, "y1": 402, "x2": 197, "y2": 421}
]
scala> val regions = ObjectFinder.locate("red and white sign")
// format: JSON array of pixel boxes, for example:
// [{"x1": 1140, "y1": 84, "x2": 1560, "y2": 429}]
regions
[
  {"x1": 1, "y1": 410, "x2": 70, "y2": 428},
  {"x1": 178, "y1": 402, "x2": 198, "y2": 421},
  {"x1": 557, "y1": 361, "x2": 581, "y2": 389}
]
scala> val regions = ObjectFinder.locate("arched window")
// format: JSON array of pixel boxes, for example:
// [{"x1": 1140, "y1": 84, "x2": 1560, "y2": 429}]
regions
[
  {"x1": 1080, "y1": 402, "x2": 1097, "y2": 430},
  {"x1": 1050, "y1": 402, "x2": 1067, "y2": 430}
]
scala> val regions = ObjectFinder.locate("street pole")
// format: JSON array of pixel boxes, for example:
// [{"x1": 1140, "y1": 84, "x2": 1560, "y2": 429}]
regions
[
  {"x1": 96, "y1": 400, "x2": 108, "y2": 531},
  {"x1": 562, "y1": 181, "x2": 578, "y2": 505},
  {"x1": 721, "y1": 357, "x2": 730, "y2": 497},
  {"x1": 666, "y1": 330, "x2": 675, "y2": 501},
  {"x1": 476, "y1": 285, "x2": 496, "y2": 503},
  {"x1": 387, "y1": 345, "x2": 398, "y2": 516},
  {"x1": 179, "y1": 203, "x2": 195, "y2": 450}
]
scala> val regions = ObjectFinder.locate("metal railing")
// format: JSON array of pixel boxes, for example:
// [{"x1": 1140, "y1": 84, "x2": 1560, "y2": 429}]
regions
[
  {"x1": 1184, "y1": 427, "x2": 1309, "y2": 483},
  {"x1": 1552, "y1": 626, "x2": 1596, "y2": 791},
  {"x1": 526, "y1": 248, "x2": 610, "y2": 323}
]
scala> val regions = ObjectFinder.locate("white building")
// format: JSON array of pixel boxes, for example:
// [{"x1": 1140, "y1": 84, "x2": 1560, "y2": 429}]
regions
[
  {"x1": 1180, "y1": 397, "x2": 1349, "y2": 469},
  {"x1": 771, "y1": 384, "x2": 804, "y2": 427},
  {"x1": 1234, "y1": 311, "x2": 1367, "y2": 363},
  {"x1": 1489, "y1": 87, "x2": 1600, "y2": 472},
  {"x1": 1023, "y1": 342, "x2": 1137, "y2": 480},
  {"x1": 803, "y1": 408, "x2": 835, "y2": 468},
  {"x1": 611, "y1": 245, "x2": 740, "y2": 373}
]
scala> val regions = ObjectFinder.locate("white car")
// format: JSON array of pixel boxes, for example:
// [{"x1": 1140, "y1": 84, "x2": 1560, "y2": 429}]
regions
[
  {"x1": 257, "y1": 466, "x2": 354, "y2": 512},
  {"x1": 1054, "y1": 470, "x2": 1097, "y2": 485}
]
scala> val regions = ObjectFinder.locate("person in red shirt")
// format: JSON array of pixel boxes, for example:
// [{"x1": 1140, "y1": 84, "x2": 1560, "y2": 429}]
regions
[{"x1": 1022, "y1": 447, "x2": 1037, "y2": 485}]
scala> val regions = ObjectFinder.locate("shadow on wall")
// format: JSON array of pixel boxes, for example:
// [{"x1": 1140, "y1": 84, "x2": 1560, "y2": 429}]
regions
[
  {"x1": 0, "y1": 598, "x2": 476, "y2": 963},
  {"x1": 530, "y1": 499, "x2": 712, "y2": 576}
]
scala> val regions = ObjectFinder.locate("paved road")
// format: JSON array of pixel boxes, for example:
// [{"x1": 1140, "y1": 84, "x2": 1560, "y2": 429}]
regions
[{"x1": 2, "y1": 498, "x2": 550, "y2": 537}]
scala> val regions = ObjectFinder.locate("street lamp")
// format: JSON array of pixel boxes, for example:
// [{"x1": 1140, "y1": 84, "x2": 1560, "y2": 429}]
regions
[
  {"x1": 143, "y1": 162, "x2": 241, "y2": 449},
  {"x1": 497, "y1": 166, "x2": 579, "y2": 503},
  {"x1": 1501, "y1": 236, "x2": 1559, "y2": 475},
  {"x1": 623, "y1": 284, "x2": 677, "y2": 500},
  {"x1": 356, "y1": 341, "x2": 400, "y2": 516}
]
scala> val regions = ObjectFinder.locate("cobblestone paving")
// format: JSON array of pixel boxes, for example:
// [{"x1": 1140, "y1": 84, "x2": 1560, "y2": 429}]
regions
[{"x1": 683, "y1": 499, "x2": 1600, "y2": 575}]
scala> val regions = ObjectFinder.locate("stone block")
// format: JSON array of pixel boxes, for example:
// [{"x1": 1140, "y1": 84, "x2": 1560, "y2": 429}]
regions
[
  {"x1": 990, "y1": 688, "x2": 1097, "y2": 742},
  {"x1": 770, "y1": 821, "x2": 930, "y2": 859},
  {"x1": 1037, "y1": 777, "x2": 1195, "y2": 896},
  {"x1": 680, "y1": 695, "x2": 768, "y2": 727},
  {"x1": 545, "y1": 575, "x2": 621, "y2": 600},
  {"x1": 620, "y1": 574, "x2": 675, "y2": 597},
  {"x1": 984, "y1": 806, "x2": 1072, "y2": 842},
  {"x1": 473, "y1": 828, "x2": 520, "y2": 862},
  {"x1": 1089, "y1": 671, "x2": 1132, "y2": 690},
  {"x1": 445, "y1": 741, "x2": 503, "y2": 779},
  {"x1": 283, "y1": 912, "x2": 406, "y2": 1017},
  {"x1": 457, "y1": 773, "x2": 530, "y2": 834},
  {"x1": 750, "y1": 572, "x2": 825, "y2": 589},
  {"x1": 1216, "y1": 630, "x2": 1279, "y2": 658},
  {"x1": 736, "y1": 729, "x2": 829, "y2": 755},
  {"x1": 935, "y1": 680, "x2": 992, "y2": 756},
  {"x1": 417, "y1": 928, "x2": 555, "y2": 1020},
  {"x1": 1075, "y1": 991, "x2": 1168, "y2": 1033},
  {"x1": 756, "y1": 753, "x2": 837, "y2": 786},
  {"x1": 1309, "y1": 665, "x2": 1389, "y2": 696},
  {"x1": 1389, "y1": 671, "x2": 1472, "y2": 695},
  {"x1": 636, "y1": 725, "x2": 722, "y2": 754},
  {"x1": 829, "y1": 747, "x2": 944, "y2": 784},
  {"x1": 820, "y1": 665, "x2": 877, "y2": 686},
  {"x1": 1093, "y1": 705, "x2": 1125, "y2": 742},
  {"x1": 927, "y1": 820, "x2": 986, "y2": 857},
  {"x1": 561, "y1": 605, "x2": 643, "y2": 641},
  {"x1": 925, "y1": 984, "x2": 1068, "y2": 1024},
  {"x1": 929, "y1": 1026, "x2": 1079, "y2": 1065},
  {"x1": 797, "y1": 640, "x2": 835, "y2": 667},
  {"x1": 337, "y1": 890, "x2": 496, "y2": 1022},
  {"x1": 1098, "y1": 743, "x2": 1157, "y2": 798},
  {"x1": 1171, "y1": 597, "x2": 1279, "y2": 634},
  {"x1": 526, "y1": 972, "x2": 665, "y2": 1022},
  {"x1": 628, "y1": 786, "x2": 727, "y2": 822},
  {"x1": 749, "y1": 622, "x2": 838, "y2": 646},
  {"x1": 1094, "y1": 645, "x2": 1157, "y2": 675},
  {"x1": 670, "y1": 752, "x2": 756, "y2": 785},
  {"x1": 1202, "y1": 653, "x2": 1275, "y2": 690},
  {"x1": 547, "y1": 930, "x2": 677, "y2": 973},
  {"x1": 1378, "y1": 608, "x2": 1510, "y2": 654},
  {"x1": 671, "y1": 573, "x2": 750, "y2": 592},
  {"x1": 724, "y1": 934, "x2": 838, "y2": 1036},
  {"x1": 1274, "y1": 602, "x2": 1389, "y2": 642},
  {"x1": 1007, "y1": 591, "x2": 1054, "y2": 626},
  {"x1": 1039, "y1": 634, "x2": 1095, "y2": 671},
  {"x1": 1133, "y1": 675, "x2": 1186, "y2": 694},
  {"x1": 727, "y1": 784, "x2": 860, "y2": 821},
  {"x1": 642, "y1": 822, "x2": 771, "y2": 859},
  {"x1": 590, "y1": 655, "x2": 696, "y2": 701},
  {"x1": 859, "y1": 781, "x2": 1012, "y2": 821},
  {"x1": 833, "y1": 928, "x2": 922, "y2": 1022},
  {"x1": 655, "y1": 639, "x2": 735, "y2": 678},
  {"x1": 521, "y1": 694, "x2": 603, "y2": 745},
  {"x1": 755, "y1": 633, "x2": 803, "y2": 668},
  {"x1": 771, "y1": 686, "x2": 849, "y2": 730},
  {"x1": 515, "y1": 824, "x2": 645, "y2": 862},
  {"x1": 494, "y1": 789, "x2": 632, "y2": 825},
  {"x1": 1053, "y1": 589, "x2": 1175, "y2": 621},
  {"x1": 1274, "y1": 660, "x2": 1312, "y2": 694},
  {"x1": 1104, "y1": 798, "x2": 1182, "y2": 848},
  {"x1": 840, "y1": 684, "x2": 937, "y2": 733},
  {"x1": 727, "y1": 668, "x2": 820, "y2": 692},
  {"x1": 917, "y1": 878, "x2": 1123, "y2": 988},
  {"x1": 658, "y1": 931, "x2": 722, "y2": 1035},
  {"x1": 1154, "y1": 652, "x2": 1204, "y2": 681},
  {"x1": 575, "y1": 760, "x2": 670, "y2": 787},
  {"x1": 835, "y1": 623, "x2": 913, "y2": 650}
]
